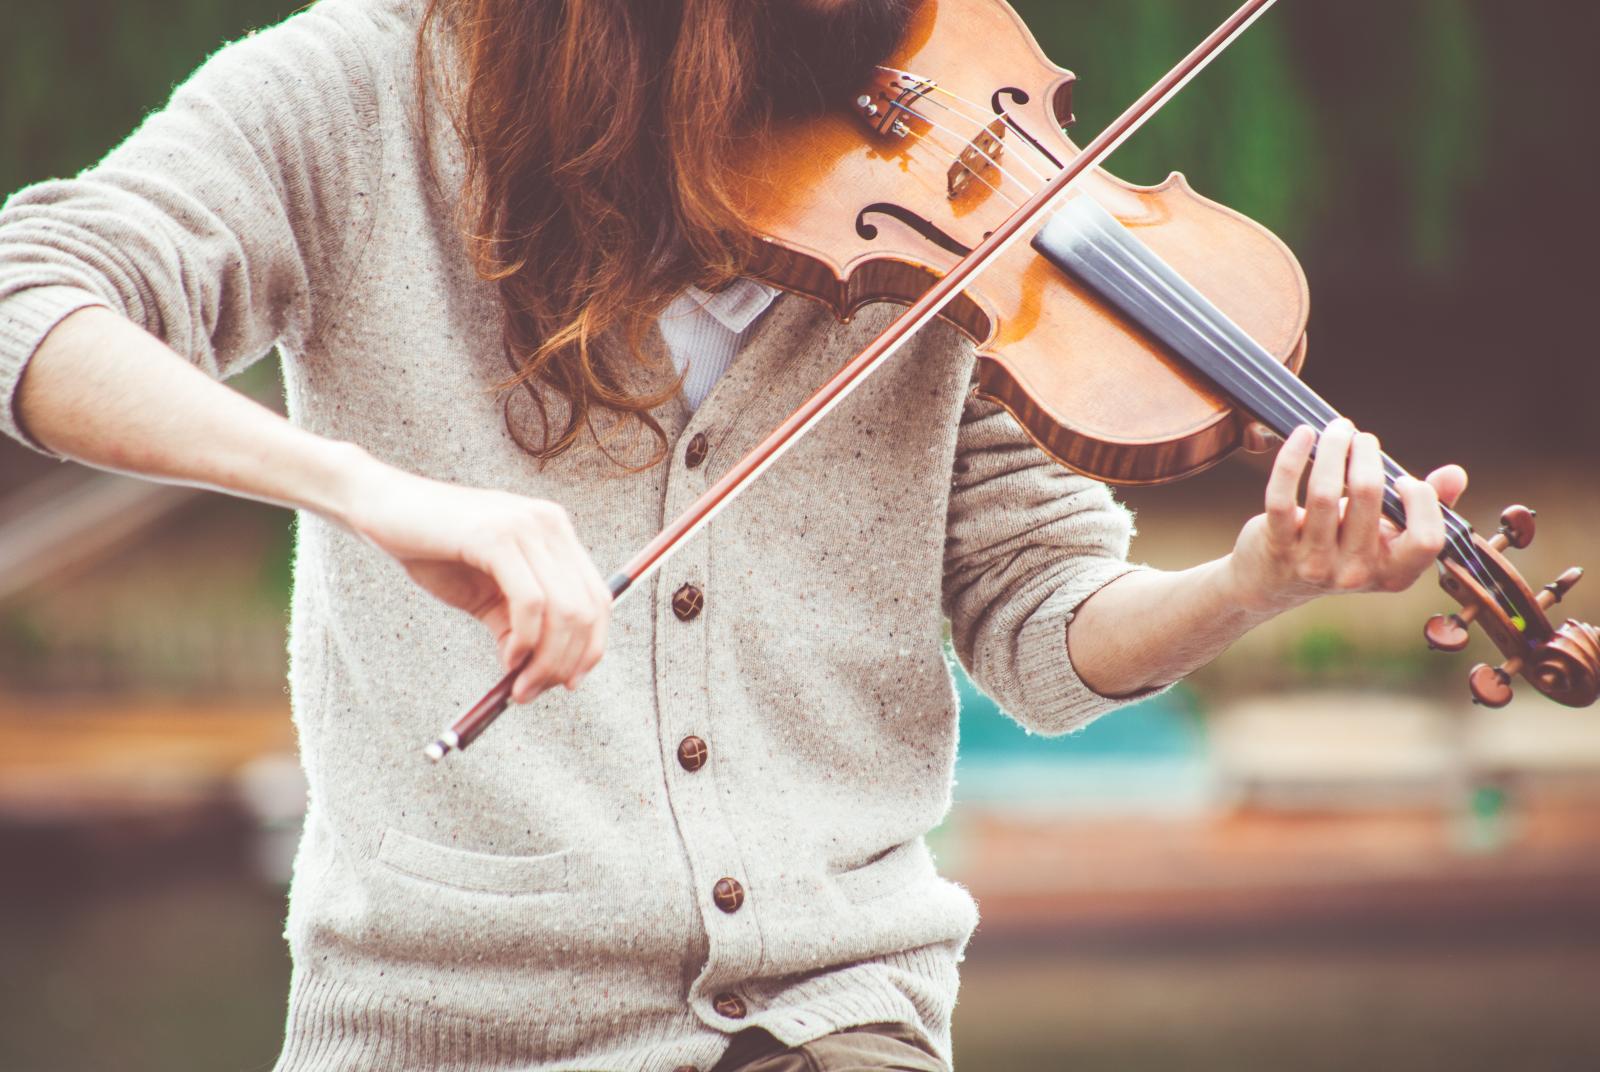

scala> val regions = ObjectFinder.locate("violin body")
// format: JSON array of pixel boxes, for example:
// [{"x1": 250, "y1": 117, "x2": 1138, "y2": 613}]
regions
[{"x1": 731, "y1": 0, "x2": 1310, "y2": 485}]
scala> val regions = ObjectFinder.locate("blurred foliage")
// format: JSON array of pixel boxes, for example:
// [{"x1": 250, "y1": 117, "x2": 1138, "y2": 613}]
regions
[
  {"x1": 0, "y1": 0, "x2": 296, "y2": 197},
  {"x1": 4, "y1": 0, "x2": 1592, "y2": 283},
  {"x1": 1288, "y1": 623, "x2": 1359, "y2": 676},
  {"x1": 1017, "y1": 0, "x2": 1516, "y2": 270},
  {"x1": 1279, "y1": 620, "x2": 1456, "y2": 693}
]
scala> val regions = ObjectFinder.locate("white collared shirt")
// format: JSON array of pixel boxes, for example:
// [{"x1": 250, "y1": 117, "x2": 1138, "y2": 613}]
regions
[{"x1": 657, "y1": 278, "x2": 781, "y2": 412}]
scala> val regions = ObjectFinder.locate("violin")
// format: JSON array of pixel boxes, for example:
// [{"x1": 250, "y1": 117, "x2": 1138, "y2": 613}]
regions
[{"x1": 425, "y1": 0, "x2": 1596, "y2": 761}]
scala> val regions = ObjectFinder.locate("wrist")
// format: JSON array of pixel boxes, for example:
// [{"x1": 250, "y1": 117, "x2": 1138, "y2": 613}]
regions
[
  {"x1": 1219, "y1": 552, "x2": 1308, "y2": 620},
  {"x1": 304, "y1": 438, "x2": 390, "y2": 531}
]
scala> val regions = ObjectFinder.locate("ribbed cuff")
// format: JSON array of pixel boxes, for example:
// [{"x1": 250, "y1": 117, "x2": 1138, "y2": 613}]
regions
[
  {"x1": 0, "y1": 283, "x2": 112, "y2": 457},
  {"x1": 1014, "y1": 559, "x2": 1171, "y2": 736}
]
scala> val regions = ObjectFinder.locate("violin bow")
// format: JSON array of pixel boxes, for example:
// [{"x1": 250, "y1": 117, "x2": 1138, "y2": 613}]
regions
[{"x1": 424, "y1": 0, "x2": 1281, "y2": 760}]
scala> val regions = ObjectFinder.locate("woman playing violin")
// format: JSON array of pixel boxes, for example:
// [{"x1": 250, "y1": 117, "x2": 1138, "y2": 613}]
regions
[{"x1": 0, "y1": 0, "x2": 1466, "y2": 1068}]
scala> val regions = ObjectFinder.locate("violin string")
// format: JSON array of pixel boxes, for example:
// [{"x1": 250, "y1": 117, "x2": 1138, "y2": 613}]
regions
[
  {"x1": 874, "y1": 66, "x2": 1059, "y2": 186},
  {"x1": 1031, "y1": 178, "x2": 1516, "y2": 603},
  {"x1": 1096, "y1": 237, "x2": 1511, "y2": 607},
  {"x1": 1049, "y1": 212, "x2": 1497, "y2": 595},
  {"x1": 883, "y1": 101, "x2": 1029, "y2": 207},
  {"x1": 896, "y1": 124, "x2": 1023, "y2": 211},
  {"x1": 909, "y1": 90, "x2": 1055, "y2": 187},
  {"x1": 1067, "y1": 215, "x2": 1515, "y2": 612},
  {"x1": 1080, "y1": 220, "x2": 1499, "y2": 594}
]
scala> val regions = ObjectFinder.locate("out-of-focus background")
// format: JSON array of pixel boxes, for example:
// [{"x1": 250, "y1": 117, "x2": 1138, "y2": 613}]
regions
[{"x1": 2, "y1": 1, "x2": 1597, "y2": 1069}]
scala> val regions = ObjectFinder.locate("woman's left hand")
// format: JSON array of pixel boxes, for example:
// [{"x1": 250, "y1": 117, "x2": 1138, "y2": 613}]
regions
[{"x1": 1227, "y1": 417, "x2": 1469, "y2": 615}]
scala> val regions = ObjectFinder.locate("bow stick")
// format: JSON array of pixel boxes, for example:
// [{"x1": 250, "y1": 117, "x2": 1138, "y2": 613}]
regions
[{"x1": 425, "y1": 0, "x2": 1282, "y2": 761}]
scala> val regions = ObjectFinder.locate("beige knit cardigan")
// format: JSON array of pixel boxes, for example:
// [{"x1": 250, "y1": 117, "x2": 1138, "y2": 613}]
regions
[{"x1": 0, "y1": 1, "x2": 1153, "y2": 1068}]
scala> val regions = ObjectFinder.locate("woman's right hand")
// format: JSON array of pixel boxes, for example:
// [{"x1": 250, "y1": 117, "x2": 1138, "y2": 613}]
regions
[
  {"x1": 17, "y1": 312, "x2": 608, "y2": 704},
  {"x1": 339, "y1": 452, "x2": 611, "y2": 703}
]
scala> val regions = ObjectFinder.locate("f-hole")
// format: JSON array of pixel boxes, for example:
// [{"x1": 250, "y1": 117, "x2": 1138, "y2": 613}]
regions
[
  {"x1": 856, "y1": 203, "x2": 975, "y2": 257},
  {"x1": 992, "y1": 87, "x2": 1064, "y2": 170}
]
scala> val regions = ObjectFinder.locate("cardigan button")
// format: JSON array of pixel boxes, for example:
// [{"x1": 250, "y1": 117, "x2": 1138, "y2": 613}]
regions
[
  {"x1": 672, "y1": 1066, "x2": 698, "y2": 1072},
  {"x1": 678, "y1": 736, "x2": 709, "y2": 772},
  {"x1": 713, "y1": 877, "x2": 745, "y2": 913},
  {"x1": 685, "y1": 432, "x2": 709, "y2": 469},
  {"x1": 672, "y1": 584, "x2": 704, "y2": 622},
  {"x1": 713, "y1": 992, "x2": 748, "y2": 1019}
]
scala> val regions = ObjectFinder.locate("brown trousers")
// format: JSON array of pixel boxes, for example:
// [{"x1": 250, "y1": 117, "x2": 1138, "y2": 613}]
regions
[{"x1": 708, "y1": 1022, "x2": 947, "y2": 1072}]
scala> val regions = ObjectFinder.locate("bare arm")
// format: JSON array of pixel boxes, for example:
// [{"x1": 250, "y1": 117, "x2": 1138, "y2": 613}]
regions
[
  {"x1": 1068, "y1": 420, "x2": 1468, "y2": 697},
  {"x1": 1064, "y1": 557, "x2": 1274, "y2": 698},
  {"x1": 20, "y1": 306, "x2": 363, "y2": 518},
  {"x1": 16, "y1": 306, "x2": 610, "y2": 699}
]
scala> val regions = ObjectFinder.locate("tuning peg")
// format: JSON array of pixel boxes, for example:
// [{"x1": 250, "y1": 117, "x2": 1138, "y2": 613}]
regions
[
  {"x1": 1489, "y1": 505, "x2": 1536, "y2": 552},
  {"x1": 1424, "y1": 607, "x2": 1477, "y2": 652},
  {"x1": 1469, "y1": 657, "x2": 1521, "y2": 708},
  {"x1": 1537, "y1": 567, "x2": 1584, "y2": 610}
]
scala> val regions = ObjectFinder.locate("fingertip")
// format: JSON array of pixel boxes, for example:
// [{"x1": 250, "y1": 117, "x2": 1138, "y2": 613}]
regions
[
  {"x1": 507, "y1": 645, "x2": 534, "y2": 676},
  {"x1": 1397, "y1": 473, "x2": 1441, "y2": 512},
  {"x1": 1432, "y1": 462, "x2": 1469, "y2": 500},
  {"x1": 1280, "y1": 425, "x2": 1315, "y2": 458},
  {"x1": 511, "y1": 669, "x2": 540, "y2": 704}
]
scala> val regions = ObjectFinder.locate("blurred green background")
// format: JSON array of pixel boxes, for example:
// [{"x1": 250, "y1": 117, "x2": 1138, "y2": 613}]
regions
[{"x1": 1, "y1": 2, "x2": 1597, "y2": 1070}]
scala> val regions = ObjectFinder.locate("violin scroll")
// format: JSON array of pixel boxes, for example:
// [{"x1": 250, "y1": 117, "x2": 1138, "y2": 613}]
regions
[{"x1": 1424, "y1": 503, "x2": 1596, "y2": 709}]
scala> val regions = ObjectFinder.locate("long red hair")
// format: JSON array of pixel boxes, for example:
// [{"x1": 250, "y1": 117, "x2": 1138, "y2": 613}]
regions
[{"x1": 418, "y1": 0, "x2": 767, "y2": 467}]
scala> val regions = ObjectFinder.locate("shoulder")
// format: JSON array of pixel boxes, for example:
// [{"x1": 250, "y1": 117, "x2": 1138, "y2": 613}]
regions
[
  {"x1": 163, "y1": 0, "x2": 437, "y2": 171},
  {"x1": 199, "y1": 0, "x2": 425, "y2": 90},
  {"x1": 289, "y1": 0, "x2": 428, "y2": 79}
]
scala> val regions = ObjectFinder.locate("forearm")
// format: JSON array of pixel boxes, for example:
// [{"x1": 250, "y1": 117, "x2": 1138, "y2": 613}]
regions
[
  {"x1": 15, "y1": 306, "x2": 370, "y2": 526},
  {"x1": 1066, "y1": 556, "x2": 1288, "y2": 698}
]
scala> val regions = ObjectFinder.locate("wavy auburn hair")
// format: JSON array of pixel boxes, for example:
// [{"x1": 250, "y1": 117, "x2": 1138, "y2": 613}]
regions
[
  {"x1": 418, "y1": 0, "x2": 771, "y2": 468},
  {"x1": 419, "y1": 0, "x2": 914, "y2": 468}
]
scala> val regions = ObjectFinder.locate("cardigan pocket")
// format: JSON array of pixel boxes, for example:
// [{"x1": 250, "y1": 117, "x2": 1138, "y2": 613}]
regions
[
  {"x1": 833, "y1": 839, "x2": 936, "y2": 904},
  {"x1": 375, "y1": 827, "x2": 571, "y2": 896}
]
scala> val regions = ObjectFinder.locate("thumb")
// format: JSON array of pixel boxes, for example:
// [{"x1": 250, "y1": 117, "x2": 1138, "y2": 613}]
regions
[{"x1": 1425, "y1": 464, "x2": 1468, "y2": 509}]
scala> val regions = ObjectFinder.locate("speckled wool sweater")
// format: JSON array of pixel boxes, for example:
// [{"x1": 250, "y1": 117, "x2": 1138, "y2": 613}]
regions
[{"x1": 0, "y1": 1, "x2": 1153, "y2": 1069}]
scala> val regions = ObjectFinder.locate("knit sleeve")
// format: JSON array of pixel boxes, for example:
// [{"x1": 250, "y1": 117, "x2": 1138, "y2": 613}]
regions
[
  {"x1": 941, "y1": 392, "x2": 1171, "y2": 737},
  {"x1": 0, "y1": 0, "x2": 383, "y2": 456}
]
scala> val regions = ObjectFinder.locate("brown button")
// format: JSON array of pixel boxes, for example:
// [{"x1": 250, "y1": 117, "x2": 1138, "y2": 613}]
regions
[
  {"x1": 673, "y1": 1066, "x2": 698, "y2": 1072},
  {"x1": 712, "y1": 992, "x2": 747, "y2": 1019},
  {"x1": 672, "y1": 584, "x2": 704, "y2": 622},
  {"x1": 685, "y1": 433, "x2": 709, "y2": 469},
  {"x1": 678, "y1": 736, "x2": 708, "y2": 772},
  {"x1": 713, "y1": 877, "x2": 745, "y2": 913}
]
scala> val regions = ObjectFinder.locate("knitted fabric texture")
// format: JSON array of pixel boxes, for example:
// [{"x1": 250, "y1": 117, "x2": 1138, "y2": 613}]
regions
[{"x1": 0, "y1": 2, "x2": 1158, "y2": 1068}]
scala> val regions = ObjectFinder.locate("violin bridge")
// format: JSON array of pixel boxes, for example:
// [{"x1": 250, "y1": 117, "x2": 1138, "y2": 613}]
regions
[{"x1": 948, "y1": 118, "x2": 1006, "y2": 200}]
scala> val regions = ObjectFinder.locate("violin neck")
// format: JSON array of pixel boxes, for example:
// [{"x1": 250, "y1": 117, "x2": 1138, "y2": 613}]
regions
[{"x1": 1033, "y1": 195, "x2": 1454, "y2": 538}]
